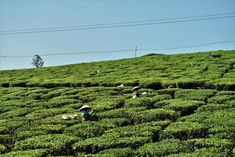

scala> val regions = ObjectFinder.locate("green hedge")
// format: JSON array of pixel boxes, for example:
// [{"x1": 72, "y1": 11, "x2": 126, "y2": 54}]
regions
[
  {"x1": 0, "y1": 108, "x2": 34, "y2": 119},
  {"x1": 0, "y1": 144, "x2": 6, "y2": 154},
  {"x1": 203, "y1": 109, "x2": 235, "y2": 139},
  {"x1": 137, "y1": 139, "x2": 189, "y2": 157},
  {"x1": 161, "y1": 122, "x2": 208, "y2": 140},
  {"x1": 157, "y1": 88, "x2": 179, "y2": 97},
  {"x1": 105, "y1": 124, "x2": 160, "y2": 139},
  {"x1": 208, "y1": 95, "x2": 235, "y2": 104},
  {"x1": 72, "y1": 135, "x2": 151, "y2": 154},
  {"x1": 25, "y1": 108, "x2": 73, "y2": 120},
  {"x1": 197, "y1": 103, "x2": 233, "y2": 112},
  {"x1": 2, "y1": 149, "x2": 49, "y2": 157},
  {"x1": 14, "y1": 134, "x2": 78, "y2": 155},
  {"x1": 14, "y1": 131, "x2": 47, "y2": 141},
  {"x1": 124, "y1": 95, "x2": 171, "y2": 109},
  {"x1": 163, "y1": 99, "x2": 205, "y2": 116},
  {"x1": 65, "y1": 121, "x2": 116, "y2": 139},
  {"x1": 96, "y1": 107, "x2": 146, "y2": 119},
  {"x1": 89, "y1": 97, "x2": 125, "y2": 112},
  {"x1": 96, "y1": 148, "x2": 134, "y2": 157},
  {"x1": 167, "y1": 147, "x2": 231, "y2": 157},
  {"x1": 129, "y1": 109, "x2": 178, "y2": 124},
  {"x1": 185, "y1": 138, "x2": 233, "y2": 150},
  {"x1": 175, "y1": 89, "x2": 217, "y2": 101}
]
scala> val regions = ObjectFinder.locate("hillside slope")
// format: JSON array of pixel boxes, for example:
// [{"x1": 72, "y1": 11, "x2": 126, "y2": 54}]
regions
[
  {"x1": 0, "y1": 50, "x2": 235, "y2": 156},
  {"x1": 1, "y1": 50, "x2": 235, "y2": 90}
]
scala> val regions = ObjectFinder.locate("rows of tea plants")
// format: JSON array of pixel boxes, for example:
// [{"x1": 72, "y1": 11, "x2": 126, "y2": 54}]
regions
[
  {"x1": 0, "y1": 50, "x2": 234, "y2": 90},
  {"x1": 0, "y1": 85, "x2": 234, "y2": 156}
]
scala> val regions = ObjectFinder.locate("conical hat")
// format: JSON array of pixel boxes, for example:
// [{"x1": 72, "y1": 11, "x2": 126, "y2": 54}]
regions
[
  {"x1": 79, "y1": 105, "x2": 91, "y2": 111},
  {"x1": 132, "y1": 86, "x2": 140, "y2": 91}
]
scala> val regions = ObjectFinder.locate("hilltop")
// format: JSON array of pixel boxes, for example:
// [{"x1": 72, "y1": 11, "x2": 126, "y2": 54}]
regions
[
  {"x1": 1, "y1": 50, "x2": 235, "y2": 90},
  {"x1": 0, "y1": 50, "x2": 235, "y2": 156}
]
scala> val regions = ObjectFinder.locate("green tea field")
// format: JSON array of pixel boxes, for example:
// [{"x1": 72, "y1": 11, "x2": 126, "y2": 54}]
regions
[{"x1": 0, "y1": 50, "x2": 235, "y2": 156}]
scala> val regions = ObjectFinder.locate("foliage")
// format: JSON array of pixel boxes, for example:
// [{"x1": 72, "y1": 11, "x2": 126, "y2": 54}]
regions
[
  {"x1": 14, "y1": 134, "x2": 78, "y2": 155},
  {"x1": 32, "y1": 54, "x2": 44, "y2": 68},
  {"x1": 0, "y1": 50, "x2": 234, "y2": 156},
  {"x1": 161, "y1": 122, "x2": 208, "y2": 140}
]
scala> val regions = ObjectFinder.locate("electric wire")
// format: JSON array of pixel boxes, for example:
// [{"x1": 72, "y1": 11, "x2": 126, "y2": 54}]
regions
[
  {"x1": 0, "y1": 40, "x2": 234, "y2": 58},
  {"x1": 1, "y1": 13, "x2": 235, "y2": 35}
]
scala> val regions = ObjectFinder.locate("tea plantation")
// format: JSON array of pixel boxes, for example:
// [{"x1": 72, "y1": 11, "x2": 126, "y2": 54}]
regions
[{"x1": 0, "y1": 50, "x2": 234, "y2": 156}]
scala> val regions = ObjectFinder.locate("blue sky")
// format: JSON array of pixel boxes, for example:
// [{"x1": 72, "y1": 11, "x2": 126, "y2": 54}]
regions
[{"x1": 0, "y1": 0, "x2": 235, "y2": 70}]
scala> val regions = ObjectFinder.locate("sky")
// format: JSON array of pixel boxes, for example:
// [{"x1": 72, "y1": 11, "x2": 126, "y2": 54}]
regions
[{"x1": 0, "y1": 0, "x2": 235, "y2": 70}]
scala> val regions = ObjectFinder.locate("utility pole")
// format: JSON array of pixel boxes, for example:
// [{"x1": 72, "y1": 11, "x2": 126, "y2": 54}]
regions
[{"x1": 135, "y1": 45, "x2": 137, "y2": 58}]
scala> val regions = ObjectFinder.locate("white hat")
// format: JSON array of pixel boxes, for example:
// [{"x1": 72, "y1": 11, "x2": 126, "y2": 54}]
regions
[{"x1": 79, "y1": 105, "x2": 91, "y2": 111}]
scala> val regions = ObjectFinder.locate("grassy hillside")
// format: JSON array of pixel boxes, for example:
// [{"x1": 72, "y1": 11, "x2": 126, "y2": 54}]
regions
[
  {"x1": 1, "y1": 50, "x2": 235, "y2": 89},
  {"x1": 0, "y1": 50, "x2": 235, "y2": 156}
]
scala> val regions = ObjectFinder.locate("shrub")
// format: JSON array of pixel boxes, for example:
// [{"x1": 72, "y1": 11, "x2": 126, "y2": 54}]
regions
[
  {"x1": 96, "y1": 107, "x2": 146, "y2": 119},
  {"x1": 31, "y1": 124, "x2": 67, "y2": 134},
  {"x1": 197, "y1": 103, "x2": 233, "y2": 112},
  {"x1": 90, "y1": 97, "x2": 125, "y2": 112},
  {"x1": 72, "y1": 135, "x2": 151, "y2": 154},
  {"x1": 97, "y1": 148, "x2": 134, "y2": 157},
  {"x1": 2, "y1": 149, "x2": 49, "y2": 157},
  {"x1": 185, "y1": 138, "x2": 233, "y2": 151},
  {"x1": 167, "y1": 147, "x2": 231, "y2": 157},
  {"x1": 14, "y1": 130, "x2": 47, "y2": 141},
  {"x1": 161, "y1": 122, "x2": 208, "y2": 140},
  {"x1": 0, "y1": 135, "x2": 11, "y2": 144},
  {"x1": 175, "y1": 89, "x2": 216, "y2": 101},
  {"x1": 0, "y1": 144, "x2": 6, "y2": 154},
  {"x1": 203, "y1": 109, "x2": 235, "y2": 139},
  {"x1": 125, "y1": 95, "x2": 171, "y2": 109},
  {"x1": 105, "y1": 124, "x2": 160, "y2": 139},
  {"x1": 137, "y1": 139, "x2": 189, "y2": 157},
  {"x1": 163, "y1": 99, "x2": 205, "y2": 116},
  {"x1": 25, "y1": 108, "x2": 73, "y2": 120},
  {"x1": 179, "y1": 112, "x2": 209, "y2": 123},
  {"x1": 99, "y1": 118, "x2": 128, "y2": 127},
  {"x1": 14, "y1": 134, "x2": 78, "y2": 155},
  {"x1": 216, "y1": 91, "x2": 235, "y2": 96},
  {"x1": 129, "y1": 109, "x2": 178, "y2": 124},
  {"x1": 65, "y1": 121, "x2": 116, "y2": 139},
  {"x1": 157, "y1": 88, "x2": 179, "y2": 97},
  {"x1": 0, "y1": 108, "x2": 34, "y2": 119},
  {"x1": 208, "y1": 95, "x2": 235, "y2": 104}
]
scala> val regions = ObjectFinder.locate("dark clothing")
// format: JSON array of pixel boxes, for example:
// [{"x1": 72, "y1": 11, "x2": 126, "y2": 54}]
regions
[{"x1": 82, "y1": 111, "x2": 90, "y2": 121}]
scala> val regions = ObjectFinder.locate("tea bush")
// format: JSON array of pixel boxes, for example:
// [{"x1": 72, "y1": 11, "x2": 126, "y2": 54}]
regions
[
  {"x1": 0, "y1": 144, "x2": 6, "y2": 154},
  {"x1": 197, "y1": 103, "x2": 234, "y2": 112},
  {"x1": 208, "y1": 95, "x2": 235, "y2": 104},
  {"x1": 129, "y1": 109, "x2": 178, "y2": 124},
  {"x1": 65, "y1": 121, "x2": 116, "y2": 139},
  {"x1": 203, "y1": 109, "x2": 235, "y2": 139},
  {"x1": 14, "y1": 134, "x2": 78, "y2": 155},
  {"x1": 161, "y1": 122, "x2": 208, "y2": 140},
  {"x1": 166, "y1": 147, "x2": 231, "y2": 157},
  {"x1": 185, "y1": 138, "x2": 233, "y2": 151},
  {"x1": 2, "y1": 149, "x2": 49, "y2": 157},
  {"x1": 0, "y1": 51, "x2": 235, "y2": 156},
  {"x1": 125, "y1": 95, "x2": 171, "y2": 109},
  {"x1": 96, "y1": 148, "x2": 134, "y2": 157},
  {"x1": 72, "y1": 135, "x2": 151, "y2": 154},
  {"x1": 175, "y1": 89, "x2": 217, "y2": 101},
  {"x1": 137, "y1": 139, "x2": 189, "y2": 156},
  {"x1": 163, "y1": 99, "x2": 205, "y2": 116}
]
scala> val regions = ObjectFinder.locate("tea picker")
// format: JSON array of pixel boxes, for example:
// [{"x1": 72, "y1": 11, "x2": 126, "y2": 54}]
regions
[
  {"x1": 132, "y1": 86, "x2": 140, "y2": 98},
  {"x1": 79, "y1": 105, "x2": 93, "y2": 121}
]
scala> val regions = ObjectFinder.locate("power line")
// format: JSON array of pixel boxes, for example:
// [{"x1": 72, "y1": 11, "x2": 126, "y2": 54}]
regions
[
  {"x1": 146, "y1": 40, "x2": 235, "y2": 51},
  {"x1": 1, "y1": 13, "x2": 235, "y2": 35},
  {"x1": 1, "y1": 12, "x2": 234, "y2": 33},
  {"x1": 0, "y1": 40, "x2": 234, "y2": 58}
]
